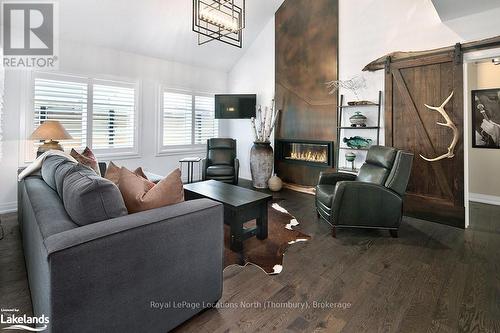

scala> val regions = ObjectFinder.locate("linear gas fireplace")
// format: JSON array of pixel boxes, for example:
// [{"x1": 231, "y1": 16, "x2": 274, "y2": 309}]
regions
[{"x1": 276, "y1": 139, "x2": 334, "y2": 167}]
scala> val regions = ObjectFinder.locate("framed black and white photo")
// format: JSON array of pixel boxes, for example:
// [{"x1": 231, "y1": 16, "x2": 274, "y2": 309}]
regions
[{"x1": 472, "y1": 88, "x2": 500, "y2": 149}]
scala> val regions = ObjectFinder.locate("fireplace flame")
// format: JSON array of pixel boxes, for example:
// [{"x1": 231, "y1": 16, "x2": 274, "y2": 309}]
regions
[{"x1": 286, "y1": 147, "x2": 328, "y2": 163}]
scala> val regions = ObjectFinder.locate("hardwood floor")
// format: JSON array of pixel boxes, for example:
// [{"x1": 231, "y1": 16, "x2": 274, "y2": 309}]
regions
[{"x1": 1, "y1": 188, "x2": 499, "y2": 332}]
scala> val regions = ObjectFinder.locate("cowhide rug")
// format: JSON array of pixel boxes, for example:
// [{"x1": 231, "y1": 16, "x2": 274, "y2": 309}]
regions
[{"x1": 224, "y1": 202, "x2": 310, "y2": 275}]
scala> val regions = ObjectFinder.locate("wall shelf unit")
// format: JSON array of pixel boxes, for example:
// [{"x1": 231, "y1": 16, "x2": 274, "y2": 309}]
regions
[{"x1": 336, "y1": 91, "x2": 382, "y2": 171}]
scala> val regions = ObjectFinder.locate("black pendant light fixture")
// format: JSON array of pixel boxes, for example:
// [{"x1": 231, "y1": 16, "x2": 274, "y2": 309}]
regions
[{"x1": 193, "y1": 0, "x2": 245, "y2": 48}]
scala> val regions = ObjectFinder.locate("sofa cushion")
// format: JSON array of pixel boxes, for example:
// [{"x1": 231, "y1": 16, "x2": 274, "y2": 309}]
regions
[
  {"x1": 23, "y1": 176, "x2": 78, "y2": 239},
  {"x1": 356, "y1": 146, "x2": 398, "y2": 185},
  {"x1": 62, "y1": 164, "x2": 127, "y2": 226},
  {"x1": 208, "y1": 149, "x2": 234, "y2": 166},
  {"x1": 70, "y1": 147, "x2": 101, "y2": 176},
  {"x1": 54, "y1": 160, "x2": 78, "y2": 198},
  {"x1": 357, "y1": 164, "x2": 391, "y2": 185},
  {"x1": 364, "y1": 146, "x2": 397, "y2": 169},
  {"x1": 41, "y1": 155, "x2": 76, "y2": 191},
  {"x1": 118, "y1": 168, "x2": 184, "y2": 214},
  {"x1": 206, "y1": 165, "x2": 235, "y2": 177}
]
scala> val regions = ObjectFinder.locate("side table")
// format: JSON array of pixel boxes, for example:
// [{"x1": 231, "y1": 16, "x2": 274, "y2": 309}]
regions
[{"x1": 179, "y1": 157, "x2": 202, "y2": 184}]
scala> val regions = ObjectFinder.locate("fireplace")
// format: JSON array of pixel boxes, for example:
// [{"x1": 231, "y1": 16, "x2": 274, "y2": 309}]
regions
[{"x1": 276, "y1": 140, "x2": 334, "y2": 167}]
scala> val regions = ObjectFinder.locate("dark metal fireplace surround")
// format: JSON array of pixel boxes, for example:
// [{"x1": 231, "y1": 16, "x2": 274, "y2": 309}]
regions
[{"x1": 276, "y1": 139, "x2": 334, "y2": 168}]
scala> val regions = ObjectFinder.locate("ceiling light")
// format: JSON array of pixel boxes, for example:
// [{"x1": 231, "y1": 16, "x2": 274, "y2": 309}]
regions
[
  {"x1": 492, "y1": 58, "x2": 500, "y2": 65},
  {"x1": 193, "y1": 0, "x2": 245, "y2": 48}
]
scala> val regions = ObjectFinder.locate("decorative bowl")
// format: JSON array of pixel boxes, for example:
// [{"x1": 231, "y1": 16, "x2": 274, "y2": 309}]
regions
[{"x1": 349, "y1": 111, "x2": 367, "y2": 127}]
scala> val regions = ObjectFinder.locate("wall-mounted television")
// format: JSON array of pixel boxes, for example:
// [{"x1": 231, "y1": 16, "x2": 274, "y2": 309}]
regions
[{"x1": 215, "y1": 94, "x2": 256, "y2": 119}]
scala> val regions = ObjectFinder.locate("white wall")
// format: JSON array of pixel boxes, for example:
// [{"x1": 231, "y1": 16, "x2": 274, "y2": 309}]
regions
[
  {"x1": 224, "y1": 0, "x2": 500, "y2": 176},
  {"x1": 0, "y1": 40, "x2": 227, "y2": 213},
  {"x1": 220, "y1": 18, "x2": 276, "y2": 180}
]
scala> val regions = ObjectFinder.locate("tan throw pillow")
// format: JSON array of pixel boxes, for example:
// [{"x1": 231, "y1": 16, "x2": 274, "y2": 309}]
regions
[
  {"x1": 105, "y1": 161, "x2": 149, "y2": 185},
  {"x1": 104, "y1": 161, "x2": 121, "y2": 184},
  {"x1": 70, "y1": 147, "x2": 100, "y2": 176},
  {"x1": 118, "y1": 167, "x2": 184, "y2": 213},
  {"x1": 134, "y1": 167, "x2": 148, "y2": 180}
]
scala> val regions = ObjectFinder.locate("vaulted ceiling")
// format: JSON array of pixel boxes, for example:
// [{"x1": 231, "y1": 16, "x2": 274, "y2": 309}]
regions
[
  {"x1": 59, "y1": 0, "x2": 284, "y2": 72},
  {"x1": 431, "y1": 0, "x2": 500, "y2": 21}
]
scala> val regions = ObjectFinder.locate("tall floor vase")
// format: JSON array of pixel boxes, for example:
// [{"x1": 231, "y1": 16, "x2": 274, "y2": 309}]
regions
[{"x1": 250, "y1": 141, "x2": 274, "y2": 189}]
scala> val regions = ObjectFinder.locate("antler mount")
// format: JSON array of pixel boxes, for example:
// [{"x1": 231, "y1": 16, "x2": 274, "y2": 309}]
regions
[{"x1": 419, "y1": 92, "x2": 459, "y2": 162}]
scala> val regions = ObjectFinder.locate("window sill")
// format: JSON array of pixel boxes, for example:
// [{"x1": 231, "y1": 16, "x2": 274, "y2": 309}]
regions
[
  {"x1": 95, "y1": 151, "x2": 141, "y2": 161},
  {"x1": 156, "y1": 146, "x2": 206, "y2": 157}
]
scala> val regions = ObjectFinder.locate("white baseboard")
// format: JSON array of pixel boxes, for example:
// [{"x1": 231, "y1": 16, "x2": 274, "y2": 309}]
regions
[
  {"x1": 0, "y1": 201, "x2": 17, "y2": 214},
  {"x1": 469, "y1": 193, "x2": 500, "y2": 206}
]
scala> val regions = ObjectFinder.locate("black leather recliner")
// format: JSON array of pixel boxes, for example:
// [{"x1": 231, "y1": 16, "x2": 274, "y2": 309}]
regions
[
  {"x1": 202, "y1": 138, "x2": 239, "y2": 184},
  {"x1": 315, "y1": 146, "x2": 414, "y2": 237}
]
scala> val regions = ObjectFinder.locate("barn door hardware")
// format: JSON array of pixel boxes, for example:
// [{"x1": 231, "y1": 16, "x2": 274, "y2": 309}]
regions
[{"x1": 454, "y1": 43, "x2": 462, "y2": 65}]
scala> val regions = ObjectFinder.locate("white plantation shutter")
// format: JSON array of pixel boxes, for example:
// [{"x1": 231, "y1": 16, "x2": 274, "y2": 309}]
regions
[
  {"x1": 194, "y1": 95, "x2": 217, "y2": 144},
  {"x1": 30, "y1": 74, "x2": 138, "y2": 160},
  {"x1": 92, "y1": 83, "x2": 135, "y2": 149},
  {"x1": 33, "y1": 78, "x2": 88, "y2": 149},
  {"x1": 162, "y1": 92, "x2": 193, "y2": 146}
]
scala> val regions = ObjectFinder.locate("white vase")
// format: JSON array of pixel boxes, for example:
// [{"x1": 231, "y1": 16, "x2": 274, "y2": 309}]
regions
[{"x1": 268, "y1": 174, "x2": 283, "y2": 192}]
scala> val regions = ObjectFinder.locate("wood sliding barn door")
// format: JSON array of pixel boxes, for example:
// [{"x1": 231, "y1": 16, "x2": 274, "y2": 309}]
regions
[{"x1": 385, "y1": 53, "x2": 465, "y2": 228}]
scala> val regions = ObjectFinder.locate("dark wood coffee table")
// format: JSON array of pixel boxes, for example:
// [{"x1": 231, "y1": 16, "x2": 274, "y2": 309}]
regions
[{"x1": 184, "y1": 180, "x2": 272, "y2": 252}]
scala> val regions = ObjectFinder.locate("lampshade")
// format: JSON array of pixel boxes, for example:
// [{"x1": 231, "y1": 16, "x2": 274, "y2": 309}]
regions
[{"x1": 29, "y1": 121, "x2": 73, "y2": 141}]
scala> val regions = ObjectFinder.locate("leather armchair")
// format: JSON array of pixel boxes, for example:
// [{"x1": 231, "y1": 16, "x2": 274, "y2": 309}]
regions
[
  {"x1": 315, "y1": 146, "x2": 414, "y2": 237},
  {"x1": 202, "y1": 138, "x2": 239, "y2": 184}
]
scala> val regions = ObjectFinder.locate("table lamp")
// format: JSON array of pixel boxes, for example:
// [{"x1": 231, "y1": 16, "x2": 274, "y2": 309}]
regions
[{"x1": 29, "y1": 120, "x2": 73, "y2": 156}]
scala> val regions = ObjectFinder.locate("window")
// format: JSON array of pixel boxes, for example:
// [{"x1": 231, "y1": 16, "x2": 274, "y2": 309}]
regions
[
  {"x1": 194, "y1": 95, "x2": 218, "y2": 144},
  {"x1": 160, "y1": 90, "x2": 218, "y2": 151},
  {"x1": 31, "y1": 73, "x2": 138, "y2": 158},
  {"x1": 92, "y1": 83, "x2": 135, "y2": 149},
  {"x1": 33, "y1": 77, "x2": 88, "y2": 150},
  {"x1": 162, "y1": 92, "x2": 192, "y2": 146}
]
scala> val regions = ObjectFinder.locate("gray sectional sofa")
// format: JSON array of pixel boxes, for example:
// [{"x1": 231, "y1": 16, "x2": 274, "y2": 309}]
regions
[{"x1": 18, "y1": 156, "x2": 224, "y2": 332}]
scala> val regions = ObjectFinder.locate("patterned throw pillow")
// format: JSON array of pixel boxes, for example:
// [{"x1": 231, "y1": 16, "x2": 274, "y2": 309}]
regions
[
  {"x1": 104, "y1": 161, "x2": 148, "y2": 185},
  {"x1": 70, "y1": 147, "x2": 101, "y2": 176},
  {"x1": 118, "y1": 167, "x2": 184, "y2": 214}
]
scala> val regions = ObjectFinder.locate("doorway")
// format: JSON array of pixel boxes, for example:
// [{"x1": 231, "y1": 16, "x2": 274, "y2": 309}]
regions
[{"x1": 463, "y1": 48, "x2": 500, "y2": 229}]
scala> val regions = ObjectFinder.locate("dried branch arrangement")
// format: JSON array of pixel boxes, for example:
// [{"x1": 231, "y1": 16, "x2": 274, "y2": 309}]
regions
[
  {"x1": 326, "y1": 75, "x2": 367, "y2": 101},
  {"x1": 251, "y1": 99, "x2": 280, "y2": 143}
]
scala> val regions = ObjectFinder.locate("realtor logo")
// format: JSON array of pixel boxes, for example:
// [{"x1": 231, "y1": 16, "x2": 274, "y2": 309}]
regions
[
  {"x1": 1, "y1": 308, "x2": 48, "y2": 332},
  {"x1": 1, "y1": 1, "x2": 58, "y2": 69}
]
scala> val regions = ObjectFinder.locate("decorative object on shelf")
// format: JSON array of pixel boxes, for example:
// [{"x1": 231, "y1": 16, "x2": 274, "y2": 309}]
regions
[
  {"x1": 336, "y1": 91, "x2": 381, "y2": 169},
  {"x1": 268, "y1": 174, "x2": 283, "y2": 192},
  {"x1": 420, "y1": 92, "x2": 460, "y2": 161},
  {"x1": 347, "y1": 100, "x2": 376, "y2": 106},
  {"x1": 345, "y1": 152, "x2": 356, "y2": 170},
  {"x1": 192, "y1": 0, "x2": 245, "y2": 48},
  {"x1": 349, "y1": 111, "x2": 367, "y2": 127},
  {"x1": 343, "y1": 136, "x2": 372, "y2": 150},
  {"x1": 249, "y1": 100, "x2": 280, "y2": 189},
  {"x1": 30, "y1": 120, "x2": 73, "y2": 156},
  {"x1": 326, "y1": 75, "x2": 366, "y2": 101},
  {"x1": 471, "y1": 89, "x2": 500, "y2": 149}
]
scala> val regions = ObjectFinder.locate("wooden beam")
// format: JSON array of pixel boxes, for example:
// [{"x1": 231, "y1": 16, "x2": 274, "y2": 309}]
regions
[{"x1": 363, "y1": 35, "x2": 500, "y2": 72}]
